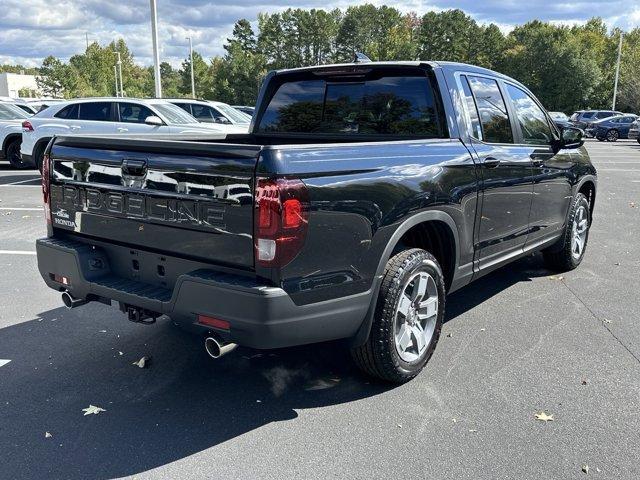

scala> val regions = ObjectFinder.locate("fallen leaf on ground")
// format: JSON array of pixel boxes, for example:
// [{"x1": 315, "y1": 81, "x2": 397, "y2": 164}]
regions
[
  {"x1": 82, "y1": 405, "x2": 106, "y2": 416},
  {"x1": 446, "y1": 333, "x2": 453, "y2": 338},
  {"x1": 118, "y1": 351, "x2": 123, "y2": 356},
  {"x1": 21, "y1": 215, "x2": 30, "y2": 219},
  {"x1": 630, "y1": 202, "x2": 636, "y2": 208},
  {"x1": 468, "y1": 429, "x2": 478, "y2": 433},
  {"x1": 535, "y1": 411, "x2": 554, "y2": 422},
  {"x1": 582, "y1": 464, "x2": 589, "y2": 474},
  {"x1": 132, "y1": 356, "x2": 151, "y2": 368},
  {"x1": 603, "y1": 318, "x2": 611, "y2": 324},
  {"x1": 45, "y1": 432, "x2": 52, "y2": 438},
  {"x1": 549, "y1": 275, "x2": 564, "y2": 281},
  {"x1": 581, "y1": 379, "x2": 588, "y2": 386}
]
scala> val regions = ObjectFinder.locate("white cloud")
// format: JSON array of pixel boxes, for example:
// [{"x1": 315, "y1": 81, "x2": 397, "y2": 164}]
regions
[{"x1": 0, "y1": 0, "x2": 638, "y2": 68}]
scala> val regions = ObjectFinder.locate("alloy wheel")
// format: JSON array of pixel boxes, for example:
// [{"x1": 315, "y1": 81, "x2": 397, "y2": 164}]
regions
[
  {"x1": 571, "y1": 205, "x2": 588, "y2": 260},
  {"x1": 394, "y1": 271, "x2": 438, "y2": 363}
]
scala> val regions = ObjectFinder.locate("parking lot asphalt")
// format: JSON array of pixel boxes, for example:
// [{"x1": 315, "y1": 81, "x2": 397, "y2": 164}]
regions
[{"x1": 0, "y1": 139, "x2": 639, "y2": 480}]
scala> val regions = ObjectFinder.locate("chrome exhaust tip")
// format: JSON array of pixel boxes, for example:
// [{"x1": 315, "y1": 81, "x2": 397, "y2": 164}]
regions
[
  {"x1": 61, "y1": 291, "x2": 88, "y2": 309},
  {"x1": 204, "y1": 335, "x2": 237, "y2": 359}
]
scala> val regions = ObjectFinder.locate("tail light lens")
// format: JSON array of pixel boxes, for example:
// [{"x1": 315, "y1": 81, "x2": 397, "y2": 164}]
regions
[
  {"x1": 22, "y1": 121, "x2": 34, "y2": 132},
  {"x1": 42, "y1": 153, "x2": 51, "y2": 226},
  {"x1": 254, "y1": 178, "x2": 309, "y2": 268}
]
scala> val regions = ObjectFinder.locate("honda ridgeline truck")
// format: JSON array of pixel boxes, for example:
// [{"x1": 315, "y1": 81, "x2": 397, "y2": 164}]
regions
[{"x1": 36, "y1": 61, "x2": 596, "y2": 383}]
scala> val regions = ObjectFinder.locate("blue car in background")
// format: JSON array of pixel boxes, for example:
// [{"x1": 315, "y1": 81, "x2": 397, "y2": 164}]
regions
[{"x1": 590, "y1": 114, "x2": 639, "y2": 142}]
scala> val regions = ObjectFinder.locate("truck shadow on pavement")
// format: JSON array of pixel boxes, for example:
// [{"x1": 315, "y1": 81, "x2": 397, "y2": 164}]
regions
[{"x1": 0, "y1": 254, "x2": 551, "y2": 479}]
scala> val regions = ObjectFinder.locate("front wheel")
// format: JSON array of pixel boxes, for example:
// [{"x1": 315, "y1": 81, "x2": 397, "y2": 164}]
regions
[
  {"x1": 606, "y1": 129, "x2": 619, "y2": 142},
  {"x1": 543, "y1": 193, "x2": 591, "y2": 271},
  {"x1": 351, "y1": 248, "x2": 445, "y2": 383}
]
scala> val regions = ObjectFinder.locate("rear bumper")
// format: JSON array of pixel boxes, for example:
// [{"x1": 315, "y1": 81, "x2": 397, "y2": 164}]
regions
[{"x1": 36, "y1": 237, "x2": 370, "y2": 349}]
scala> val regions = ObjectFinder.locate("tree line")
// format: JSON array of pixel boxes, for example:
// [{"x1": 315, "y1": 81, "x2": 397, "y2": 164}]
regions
[{"x1": 20, "y1": 6, "x2": 640, "y2": 113}]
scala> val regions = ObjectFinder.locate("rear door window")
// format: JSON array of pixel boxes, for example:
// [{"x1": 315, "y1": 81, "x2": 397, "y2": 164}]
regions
[
  {"x1": 174, "y1": 103, "x2": 192, "y2": 115},
  {"x1": 118, "y1": 103, "x2": 155, "y2": 123},
  {"x1": 78, "y1": 102, "x2": 113, "y2": 122},
  {"x1": 466, "y1": 76, "x2": 513, "y2": 144},
  {"x1": 191, "y1": 104, "x2": 216, "y2": 123},
  {"x1": 55, "y1": 104, "x2": 79, "y2": 119},
  {"x1": 504, "y1": 83, "x2": 553, "y2": 145},
  {"x1": 460, "y1": 75, "x2": 483, "y2": 140},
  {"x1": 258, "y1": 74, "x2": 443, "y2": 137}
]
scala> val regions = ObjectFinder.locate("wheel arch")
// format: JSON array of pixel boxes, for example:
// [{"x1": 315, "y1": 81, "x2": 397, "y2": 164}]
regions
[
  {"x1": 577, "y1": 177, "x2": 596, "y2": 220},
  {"x1": 351, "y1": 210, "x2": 460, "y2": 347},
  {"x1": 2, "y1": 133, "x2": 21, "y2": 156}
]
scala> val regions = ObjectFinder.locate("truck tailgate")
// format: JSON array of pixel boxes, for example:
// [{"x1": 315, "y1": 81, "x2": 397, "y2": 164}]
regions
[{"x1": 48, "y1": 136, "x2": 261, "y2": 269}]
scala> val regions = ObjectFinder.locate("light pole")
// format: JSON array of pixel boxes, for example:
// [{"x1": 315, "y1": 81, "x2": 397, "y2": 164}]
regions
[
  {"x1": 150, "y1": 0, "x2": 162, "y2": 98},
  {"x1": 612, "y1": 31, "x2": 623, "y2": 110},
  {"x1": 187, "y1": 36, "x2": 195, "y2": 98},
  {"x1": 114, "y1": 51, "x2": 124, "y2": 97},
  {"x1": 113, "y1": 65, "x2": 119, "y2": 97}
]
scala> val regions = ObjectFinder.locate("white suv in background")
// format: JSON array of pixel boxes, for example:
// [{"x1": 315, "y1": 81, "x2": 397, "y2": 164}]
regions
[
  {"x1": 168, "y1": 99, "x2": 251, "y2": 132},
  {"x1": 21, "y1": 98, "x2": 228, "y2": 170},
  {"x1": 0, "y1": 102, "x2": 32, "y2": 169}
]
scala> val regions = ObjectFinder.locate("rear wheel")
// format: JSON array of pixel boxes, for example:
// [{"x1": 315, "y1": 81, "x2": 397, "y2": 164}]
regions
[
  {"x1": 6, "y1": 138, "x2": 27, "y2": 169},
  {"x1": 606, "y1": 129, "x2": 619, "y2": 142},
  {"x1": 351, "y1": 248, "x2": 445, "y2": 383},
  {"x1": 33, "y1": 143, "x2": 46, "y2": 173},
  {"x1": 543, "y1": 193, "x2": 590, "y2": 271}
]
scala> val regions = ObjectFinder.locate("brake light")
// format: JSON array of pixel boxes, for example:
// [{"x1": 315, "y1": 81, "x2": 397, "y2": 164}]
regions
[
  {"x1": 22, "y1": 120, "x2": 33, "y2": 132},
  {"x1": 254, "y1": 178, "x2": 309, "y2": 267},
  {"x1": 42, "y1": 153, "x2": 51, "y2": 226}
]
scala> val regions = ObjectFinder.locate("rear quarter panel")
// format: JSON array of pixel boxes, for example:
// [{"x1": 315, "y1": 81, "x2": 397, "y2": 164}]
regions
[{"x1": 260, "y1": 139, "x2": 479, "y2": 304}]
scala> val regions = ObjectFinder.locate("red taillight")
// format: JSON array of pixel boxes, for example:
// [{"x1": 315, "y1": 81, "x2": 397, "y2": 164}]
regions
[
  {"x1": 22, "y1": 120, "x2": 33, "y2": 132},
  {"x1": 42, "y1": 153, "x2": 51, "y2": 225},
  {"x1": 254, "y1": 178, "x2": 309, "y2": 268}
]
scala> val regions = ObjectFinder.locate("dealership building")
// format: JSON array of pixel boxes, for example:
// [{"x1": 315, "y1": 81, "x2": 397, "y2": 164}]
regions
[{"x1": 0, "y1": 72, "x2": 40, "y2": 98}]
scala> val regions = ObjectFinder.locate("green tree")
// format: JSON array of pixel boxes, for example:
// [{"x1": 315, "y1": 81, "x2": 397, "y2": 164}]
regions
[{"x1": 179, "y1": 51, "x2": 211, "y2": 98}]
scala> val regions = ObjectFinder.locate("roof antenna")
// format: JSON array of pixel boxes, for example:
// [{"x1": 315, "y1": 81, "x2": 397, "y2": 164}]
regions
[{"x1": 353, "y1": 52, "x2": 371, "y2": 63}]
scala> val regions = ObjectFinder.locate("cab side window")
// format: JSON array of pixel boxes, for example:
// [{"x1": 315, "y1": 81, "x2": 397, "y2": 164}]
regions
[
  {"x1": 191, "y1": 104, "x2": 216, "y2": 123},
  {"x1": 505, "y1": 84, "x2": 553, "y2": 145},
  {"x1": 460, "y1": 75, "x2": 483, "y2": 140},
  {"x1": 466, "y1": 76, "x2": 513, "y2": 144}
]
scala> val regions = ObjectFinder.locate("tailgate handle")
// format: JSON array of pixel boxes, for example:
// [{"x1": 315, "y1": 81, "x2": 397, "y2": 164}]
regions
[{"x1": 122, "y1": 159, "x2": 147, "y2": 176}]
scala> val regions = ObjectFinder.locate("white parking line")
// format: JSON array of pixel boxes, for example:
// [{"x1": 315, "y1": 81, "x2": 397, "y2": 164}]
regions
[
  {"x1": 0, "y1": 207, "x2": 42, "y2": 211},
  {"x1": 7, "y1": 177, "x2": 41, "y2": 185},
  {"x1": 0, "y1": 360, "x2": 11, "y2": 368},
  {"x1": 0, "y1": 250, "x2": 37, "y2": 255}
]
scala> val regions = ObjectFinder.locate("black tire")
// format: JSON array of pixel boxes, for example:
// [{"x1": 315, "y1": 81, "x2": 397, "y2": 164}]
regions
[
  {"x1": 543, "y1": 193, "x2": 590, "y2": 271},
  {"x1": 351, "y1": 248, "x2": 445, "y2": 383},
  {"x1": 6, "y1": 138, "x2": 27, "y2": 169},
  {"x1": 596, "y1": 136, "x2": 606, "y2": 142},
  {"x1": 606, "y1": 129, "x2": 619, "y2": 142},
  {"x1": 33, "y1": 143, "x2": 46, "y2": 173}
]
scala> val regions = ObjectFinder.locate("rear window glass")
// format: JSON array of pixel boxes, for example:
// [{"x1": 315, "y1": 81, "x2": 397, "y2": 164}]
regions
[
  {"x1": 466, "y1": 75, "x2": 513, "y2": 144},
  {"x1": 258, "y1": 74, "x2": 443, "y2": 137}
]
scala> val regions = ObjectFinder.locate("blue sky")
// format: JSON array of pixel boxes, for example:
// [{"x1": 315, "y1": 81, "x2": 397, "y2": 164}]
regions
[{"x1": 1, "y1": 0, "x2": 638, "y2": 68}]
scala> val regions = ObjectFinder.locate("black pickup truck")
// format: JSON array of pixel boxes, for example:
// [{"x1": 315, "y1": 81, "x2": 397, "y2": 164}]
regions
[{"x1": 36, "y1": 61, "x2": 596, "y2": 383}]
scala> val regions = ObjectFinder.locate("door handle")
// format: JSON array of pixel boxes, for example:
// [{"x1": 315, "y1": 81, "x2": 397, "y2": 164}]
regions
[
  {"x1": 122, "y1": 158, "x2": 147, "y2": 176},
  {"x1": 117, "y1": 127, "x2": 129, "y2": 132},
  {"x1": 482, "y1": 157, "x2": 501, "y2": 168},
  {"x1": 70, "y1": 125, "x2": 81, "y2": 130}
]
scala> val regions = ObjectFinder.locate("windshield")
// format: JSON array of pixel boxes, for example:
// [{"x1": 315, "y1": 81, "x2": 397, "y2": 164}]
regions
[
  {"x1": 215, "y1": 103, "x2": 251, "y2": 124},
  {"x1": 151, "y1": 103, "x2": 198, "y2": 125},
  {"x1": 0, "y1": 103, "x2": 30, "y2": 120}
]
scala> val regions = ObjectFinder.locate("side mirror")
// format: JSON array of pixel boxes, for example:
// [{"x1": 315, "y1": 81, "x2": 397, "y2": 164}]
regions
[
  {"x1": 144, "y1": 115, "x2": 164, "y2": 126},
  {"x1": 214, "y1": 116, "x2": 231, "y2": 125},
  {"x1": 557, "y1": 126, "x2": 584, "y2": 150}
]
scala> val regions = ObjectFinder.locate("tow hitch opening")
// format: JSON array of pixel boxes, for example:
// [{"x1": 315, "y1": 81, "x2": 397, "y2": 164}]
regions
[{"x1": 119, "y1": 303, "x2": 160, "y2": 324}]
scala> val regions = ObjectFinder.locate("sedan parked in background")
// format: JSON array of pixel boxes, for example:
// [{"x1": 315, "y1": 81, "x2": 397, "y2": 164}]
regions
[
  {"x1": 570, "y1": 110, "x2": 622, "y2": 133},
  {"x1": 21, "y1": 97, "x2": 228, "y2": 171},
  {"x1": 0, "y1": 99, "x2": 38, "y2": 115},
  {"x1": 591, "y1": 114, "x2": 638, "y2": 142},
  {"x1": 169, "y1": 99, "x2": 251, "y2": 133},
  {"x1": 0, "y1": 102, "x2": 31, "y2": 168}
]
